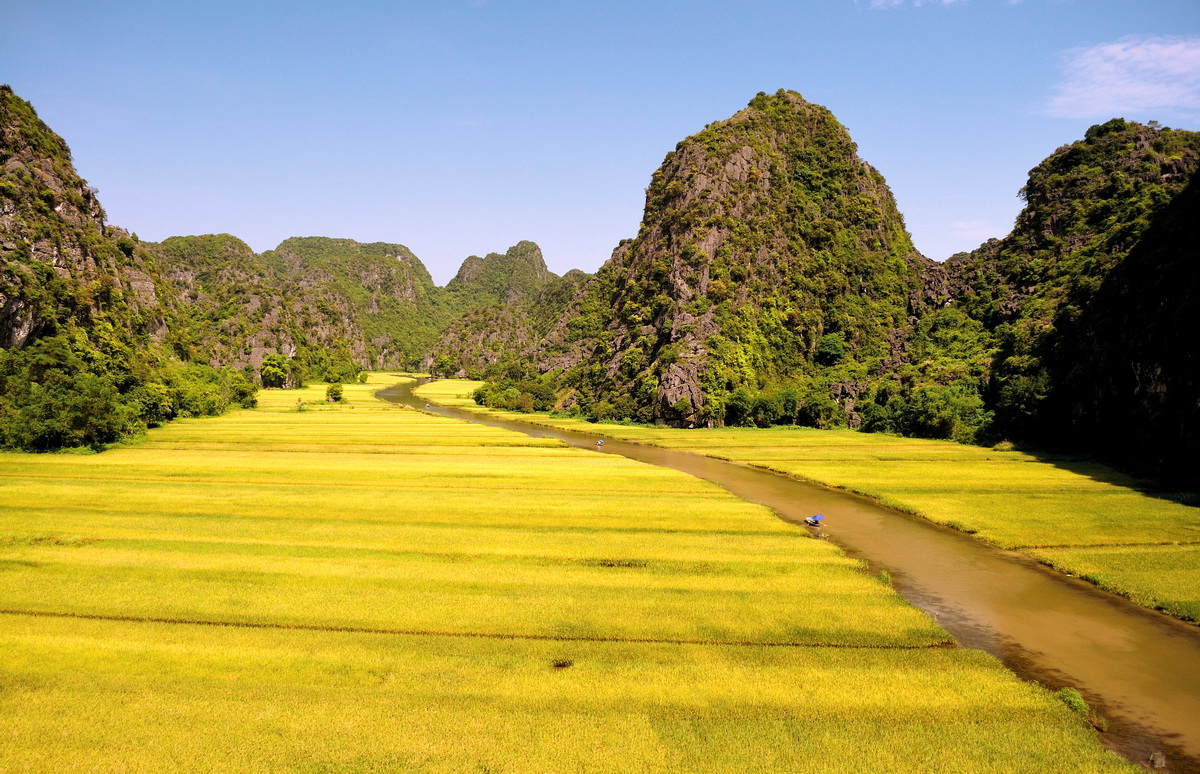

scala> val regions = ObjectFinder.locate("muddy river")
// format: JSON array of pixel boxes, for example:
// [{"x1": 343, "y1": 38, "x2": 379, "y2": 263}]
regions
[{"x1": 381, "y1": 382, "x2": 1200, "y2": 771}]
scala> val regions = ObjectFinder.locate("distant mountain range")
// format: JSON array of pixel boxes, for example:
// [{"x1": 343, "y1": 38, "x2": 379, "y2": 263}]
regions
[{"x1": 2, "y1": 85, "x2": 1195, "y2": 485}]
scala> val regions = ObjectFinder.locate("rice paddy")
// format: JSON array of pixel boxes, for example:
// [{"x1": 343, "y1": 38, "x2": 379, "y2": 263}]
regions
[
  {"x1": 418, "y1": 379, "x2": 1200, "y2": 625},
  {"x1": 0, "y1": 374, "x2": 1133, "y2": 771}
]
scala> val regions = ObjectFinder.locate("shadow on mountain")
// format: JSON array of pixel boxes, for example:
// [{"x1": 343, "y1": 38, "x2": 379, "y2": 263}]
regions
[{"x1": 1041, "y1": 175, "x2": 1199, "y2": 493}]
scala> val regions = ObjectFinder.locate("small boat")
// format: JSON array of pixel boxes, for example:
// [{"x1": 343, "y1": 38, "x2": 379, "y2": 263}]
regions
[
  {"x1": 595, "y1": 439, "x2": 605, "y2": 446},
  {"x1": 804, "y1": 514, "x2": 824, "y2": 527}
]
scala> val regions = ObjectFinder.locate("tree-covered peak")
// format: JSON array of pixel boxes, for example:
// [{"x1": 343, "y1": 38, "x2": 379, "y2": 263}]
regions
[
  {"x1": 265, "y1": 236, "x2": 427, "y2": 276},
  {"x1": 0, "y1": 84, "x2": 73, "y2": 170},
  {"x1": 446, "y1": 240, "x2": 554, "y2": 306},
  {"x1": 948, "y1": 117, "x2": 1200, "y2": 328},
  {"x1": 531, "y1": 89, "x2": 929, "y2": 427}
]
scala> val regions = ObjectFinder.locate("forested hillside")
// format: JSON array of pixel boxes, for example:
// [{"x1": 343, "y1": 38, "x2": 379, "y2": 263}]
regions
[
  {"x1": 0, "y1": 86, "x2": 256, "y2": 451},
  {"x1": 519, "y1": 90, "x2": 966, "y2": 434},
  {"x1": 476, "y1": 92, "x2": 1198, "y2": 485},
  {"x1": 148, "y1": 234, "x2": 458, "y2": 381},
  {"x1": 0, "y1": 85, "x2": 553, "y2": 450},
  {"x1": 945, "y1": 118, "x2": 1200, "y2": 482},
  {"x1": 429, "y1": 241, "x2": 591, "y2": 378},
  {"x1": 148, "y1": 236, "x2": 562, "y2": 380}
]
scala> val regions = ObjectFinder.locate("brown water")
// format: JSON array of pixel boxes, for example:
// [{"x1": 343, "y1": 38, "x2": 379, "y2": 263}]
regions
[{"x1": 382, "y1": 383, "x2": 1200, "y2": 771}]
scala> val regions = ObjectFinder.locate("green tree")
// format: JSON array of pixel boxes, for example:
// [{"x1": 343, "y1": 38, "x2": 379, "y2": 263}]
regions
[
  {"x1": 816, "y1": 332, "x2": 847, "y2": 365},
  {"x1": 0, "y1": 335, "x2": 138, "y2": 451},
  {"x1": 260, "y1": 353, "x2": 289, "y2": 388},
  {"x1": 431, "y1": 354, "x2": 456, "y2": 378}
]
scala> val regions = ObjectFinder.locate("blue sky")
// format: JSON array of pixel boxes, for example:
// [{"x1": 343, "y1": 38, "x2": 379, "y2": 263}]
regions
[{"x1": 5, "y1": 0, "x2": 1199, "y2": 283}]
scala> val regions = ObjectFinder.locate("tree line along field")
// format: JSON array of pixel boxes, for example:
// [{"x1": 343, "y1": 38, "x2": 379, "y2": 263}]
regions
[
  {"x1": 0, "y1": 375, "x2": 1131, "y2": 772},
  {"x1": 417, "y1": 380, "x2": 1200, "y2": 625}
]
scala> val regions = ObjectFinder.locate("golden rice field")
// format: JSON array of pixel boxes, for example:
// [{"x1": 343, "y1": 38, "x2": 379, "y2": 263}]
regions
[
  {"x1": 419, "y1": 379, "x2": 1200, "y2": 624},
  {"x1": 0, "y1": 374, "x2": 1132, "y2": 772}
]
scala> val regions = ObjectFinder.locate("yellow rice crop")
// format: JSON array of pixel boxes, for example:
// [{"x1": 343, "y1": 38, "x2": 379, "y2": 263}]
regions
[
  {"x1": 419, "y1": 379, "x2": 1199, "y2": 624},
  {"x1": 0, "y1": 375, "x2": 1133, "y2": 772}
]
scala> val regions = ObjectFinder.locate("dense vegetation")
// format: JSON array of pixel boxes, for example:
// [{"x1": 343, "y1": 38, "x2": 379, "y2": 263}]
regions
[
  {"x1": 264, "y1": 236, "x2": 458, "y2": 369},
  {"x1": 0, "y1": 85, "x2": 567, "y2": 451},
  {"x1": 0, "y1": 86, "x2": 258, "y2": 451},
  {"x1": 147, "y1": 236, "x2": 589, "y2": 383},
  {"x1": 429, "y1": 243, "x2": 591, "y2": 379},
  {"x1": 946, "y1": 118, "x2": 1200, "y2": 481},
  {"x1": 476, "y1": 93, "x2": 1197, "y2": 485},
  {"x1": 530, "y1": 91, "x2": 934, "y2": 431},
  {"x1": 4, "y1": 82, "x2": 1197, "y2": 481}
]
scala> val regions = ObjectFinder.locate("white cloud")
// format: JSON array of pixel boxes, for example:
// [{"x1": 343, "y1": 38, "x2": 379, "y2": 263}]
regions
[
  {"x1": 1046, "y1": 35, "x2": 1200, "y2": 119},
  {"x1": 868, "y1": 0, "x2": 960, "y2": 7},
  {"x1": 866, "y1": 0, "x2": 962, "y2": 7}
]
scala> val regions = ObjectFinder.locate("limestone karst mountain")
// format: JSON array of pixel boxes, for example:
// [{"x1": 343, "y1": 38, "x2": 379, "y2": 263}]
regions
[
  {"x1": 3, "y1": 82, "x2": 1197, "y2": 483},
  {"x1": 529, "y1": 90, "x2": 939, "y2": 428},
  {"x1": 0, "y1": 86, "x2": 256, "y2": 450},
  {"x1": 945, "y1": 117, "x2": 1200, "y2": 482},
  {"x1": 429, "y1": 241, "x2": 590, "y2": 377},
  {"x1": 149, "y1": 234, "x2": 454, "y2": 379},
  {"x1": 483, "y1": 92, "x2": 1199, "y2": 483},
  {"x1": 0, "y1": 85, "x2": 167, "y2": 351}
]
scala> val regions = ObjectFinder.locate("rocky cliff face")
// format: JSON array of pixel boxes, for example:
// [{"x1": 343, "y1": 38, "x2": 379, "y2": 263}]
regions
[
  {"x1": 0, "y1": 87, "x2": 262, "y2": 452},
  {"x1": 536, "y1": 90, "x2": 931, "y2": 425},
  {"x1": 514, "y1": 101, "x2": 1199, "y2": 485},
  {"x1": 145, "y1": 235, "x2": 456, "y2": 376},
  {"x1": 263, "y1": 237, "x2": 451, "y2": 370},
  {"x1": 152, "y1": 236, "x2": 563, "y2": 378},
  {"x1": 1, "y1": 86, "x2": 557, "y2": 382},
  {"x1": 0, "y1": 85, "x2": 168, "y2": 350}
]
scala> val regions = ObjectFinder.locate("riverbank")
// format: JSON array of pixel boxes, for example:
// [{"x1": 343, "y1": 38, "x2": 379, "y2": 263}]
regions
[{"x1": 416, "y1": 380, "x2": 1200, "y2": 626}]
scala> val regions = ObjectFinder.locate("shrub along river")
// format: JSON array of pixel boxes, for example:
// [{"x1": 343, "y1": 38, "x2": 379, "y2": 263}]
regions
[{"x1": 382, "y1": 382, "x2": 1200, "y2": 772}]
